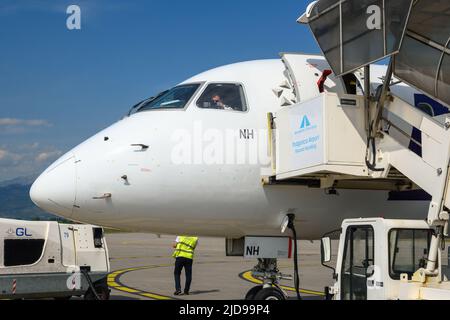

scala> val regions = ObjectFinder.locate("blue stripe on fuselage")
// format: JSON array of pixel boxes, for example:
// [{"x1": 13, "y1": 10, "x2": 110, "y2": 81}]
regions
[{"x1": 409, "y1": 94, "x2": 449, "y2": 156}]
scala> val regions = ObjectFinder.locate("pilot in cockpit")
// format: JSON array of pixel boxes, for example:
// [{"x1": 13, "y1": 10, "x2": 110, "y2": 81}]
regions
[{"x1": 211, "y1": 95, "x2": 232, "y2": 110}]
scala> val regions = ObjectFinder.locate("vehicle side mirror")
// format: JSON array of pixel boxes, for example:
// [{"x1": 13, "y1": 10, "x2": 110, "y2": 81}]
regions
[{"x1": 321, "y1": 237, "x2": 332, "y2": 264}]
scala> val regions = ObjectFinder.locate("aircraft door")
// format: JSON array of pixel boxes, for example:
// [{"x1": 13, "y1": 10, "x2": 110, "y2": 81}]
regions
[{"x1": 340, "y1": 225, "x2": 374, "y2": 300}]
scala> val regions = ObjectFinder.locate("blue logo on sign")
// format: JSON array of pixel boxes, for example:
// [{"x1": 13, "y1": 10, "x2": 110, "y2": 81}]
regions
[
  {"x1": 300, "y1": 116, "x2": 311, "y2": 129},
  {"x1": 16, "y1": 228, "x2": 32, "y2": 237}
]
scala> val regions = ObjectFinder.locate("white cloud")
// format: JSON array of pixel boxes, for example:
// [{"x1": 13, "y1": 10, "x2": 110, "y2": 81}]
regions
[
  {"x1": 0, "y1": 118, "x2": 51, "y2": 127},
  {"x1": 29, "y1": 142, "x2": 40, "y2": 149},
  {"x1": 0, "y1": 148, "x2": 23, "y2": 165},
  {"x1": 0, "y1": 118, "x2": 52, "y2": 135},
  {"x1": 0, "y1": 149, "x2": 6, "y2": 160},
  {"x1": 0, "y1": 144, "x2": 62, "y2": 181},
  {"x1": 36, "y1": 151, "x2": 63, "y2": 163}
]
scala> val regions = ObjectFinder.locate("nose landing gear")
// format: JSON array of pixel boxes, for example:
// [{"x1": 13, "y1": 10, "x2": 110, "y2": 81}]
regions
[
  {"x1": 244, "y1": 214, "x2": 303, "y2": 301},
  {"x1": 245, "y1": 259, "x2": 291, "y2": 301}
]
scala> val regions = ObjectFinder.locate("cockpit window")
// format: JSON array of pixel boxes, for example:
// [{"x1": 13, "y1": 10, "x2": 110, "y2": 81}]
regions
[
  {"x1": 128, "y1": 90, "x2": 169, "y2": 116},
  {"x1": 196, "y1": 83, "x2": 247, "y2": 112},
  {"x1": 136, "y1": 84, "x2": 200, "y2": 112}
]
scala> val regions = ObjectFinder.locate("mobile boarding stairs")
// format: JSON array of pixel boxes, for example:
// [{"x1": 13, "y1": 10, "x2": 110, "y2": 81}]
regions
[{"x1": 266, "y1": 0, "x2": 450, "y2": 294}]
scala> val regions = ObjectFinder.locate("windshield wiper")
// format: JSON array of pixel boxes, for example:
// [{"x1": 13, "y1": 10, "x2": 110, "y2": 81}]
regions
[
  {"x1": 127, "y1": 99, "x2": 149, "y2": 117},
  {"x1": 127, "y1": 90, "x2": 169, "y2": 116}
]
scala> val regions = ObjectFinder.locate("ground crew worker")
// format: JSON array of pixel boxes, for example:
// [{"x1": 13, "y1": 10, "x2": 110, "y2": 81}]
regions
[{"x1": 173, "y1": 236, "x2": 199, "y2": 296}]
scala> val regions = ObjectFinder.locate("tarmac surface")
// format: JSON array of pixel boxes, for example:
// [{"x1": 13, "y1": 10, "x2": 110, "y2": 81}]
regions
[{"x1": 106, "y1": 233, "x2": 336, "y2": 300}]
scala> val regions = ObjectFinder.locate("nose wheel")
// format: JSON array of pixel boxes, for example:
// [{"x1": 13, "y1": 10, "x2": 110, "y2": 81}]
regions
[
  {"x1": 254, "y1": 287, "x2": 285, "y2": 300},
  {"x1": 245, "y1": 285, "x2": 263, "y2": 300},
  {"x1": 244, "y1": 259, "x2": 289, "y2": 301},
  {"x1": 246, "y1": 285, "x2": 286, "y2": 301}
]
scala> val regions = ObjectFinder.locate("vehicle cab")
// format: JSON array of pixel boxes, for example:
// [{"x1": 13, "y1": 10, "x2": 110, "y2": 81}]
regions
[{"x1": 321, "y1": 218, "x2": 440, "y2": 300}]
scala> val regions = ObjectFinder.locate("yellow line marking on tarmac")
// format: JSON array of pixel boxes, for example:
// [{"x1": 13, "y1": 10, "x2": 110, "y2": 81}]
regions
[
  {"x1": 109, "y1": 261, "x2": 325, "y2": 300},
  {"x1": 108, "y1": 262, "x2": 235, "y2": 300},
  {"x1": 241, "y1": 271, "x2": 325, "y2": 296},
  {"x1": 108, "y1": 265, "x2": 175, "y2": 300},
  {"x1": 114, "y1": 286, "x2": 141, "y2": 294},
  {"x1": 141, "y1": 293, "x2": 172, "y2": 300},
  {"x1": 107, "y1": 282, "x2": 120, "y2": 288}
]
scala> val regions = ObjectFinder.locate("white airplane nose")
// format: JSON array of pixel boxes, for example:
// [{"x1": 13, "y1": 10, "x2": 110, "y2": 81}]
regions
[{"x1": 30, "y1": 155, "x2": 76, "y2": 218}]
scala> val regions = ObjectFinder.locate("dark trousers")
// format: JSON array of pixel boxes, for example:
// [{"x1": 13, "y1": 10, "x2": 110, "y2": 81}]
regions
[{"x1": 174, "y1": 257, "x2": 193, "y2": 293}]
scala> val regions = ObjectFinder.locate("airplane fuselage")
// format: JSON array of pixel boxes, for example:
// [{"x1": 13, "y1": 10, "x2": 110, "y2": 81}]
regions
[{"x1": 30, "y1": 56, "x2": 430, "y2": 239}]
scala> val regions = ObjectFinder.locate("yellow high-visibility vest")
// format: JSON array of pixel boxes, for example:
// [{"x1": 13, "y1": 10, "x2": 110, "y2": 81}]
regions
[{"x1": 173, "y1": 236, "x2": 198, "y2": 260}]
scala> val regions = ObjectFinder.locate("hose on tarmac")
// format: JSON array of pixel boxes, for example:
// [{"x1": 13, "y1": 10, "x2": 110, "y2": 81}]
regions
[
  {"x1": 287, "y1": 214, "x2": 302, "y2": 300},
  {"x1": 81, "y1": 269, "x2": 101, "y2": 300}
]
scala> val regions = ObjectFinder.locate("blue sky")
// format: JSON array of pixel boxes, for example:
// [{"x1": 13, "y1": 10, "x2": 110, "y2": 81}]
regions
[{"x1": 0, "y1": 0, "x2": 318, "y2": 182}]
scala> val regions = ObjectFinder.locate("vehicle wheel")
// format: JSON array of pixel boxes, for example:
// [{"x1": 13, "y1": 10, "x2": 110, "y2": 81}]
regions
[
  {"x1": 245, "y1": 286, "x2": 263, "y2": 300},
  {"x1": 254, "y1": 287, "x2": 286, "y2": 301},
  {"x1": 84, "y1": 285, "x2": 110, "y2": 300}
]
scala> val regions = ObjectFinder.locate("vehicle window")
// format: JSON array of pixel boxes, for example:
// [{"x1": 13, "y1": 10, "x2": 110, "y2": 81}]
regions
[
  {"x1": 389, "y1": 229, "x2": 432, "y2": 280},
  {"x1": 93, "y1": 227, "x2": 104, "y2": 248},
  {"x1": 341, "y1": 226, "x2": 374, "y2": 300},
  {"x1": 137, "y1": 84, "x2": 200, "y2": 112},
  {"x1": 4, "y1": 239, "x2": 45, "y2": 267},
  {"x1": 197, "y1": 83, "x2": 247, "y2": 112}
]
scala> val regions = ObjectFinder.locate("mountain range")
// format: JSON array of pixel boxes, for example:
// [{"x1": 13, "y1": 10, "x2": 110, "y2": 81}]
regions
[{"x1": 0, "y1": 175, "x2": 58, "y2": 221}]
